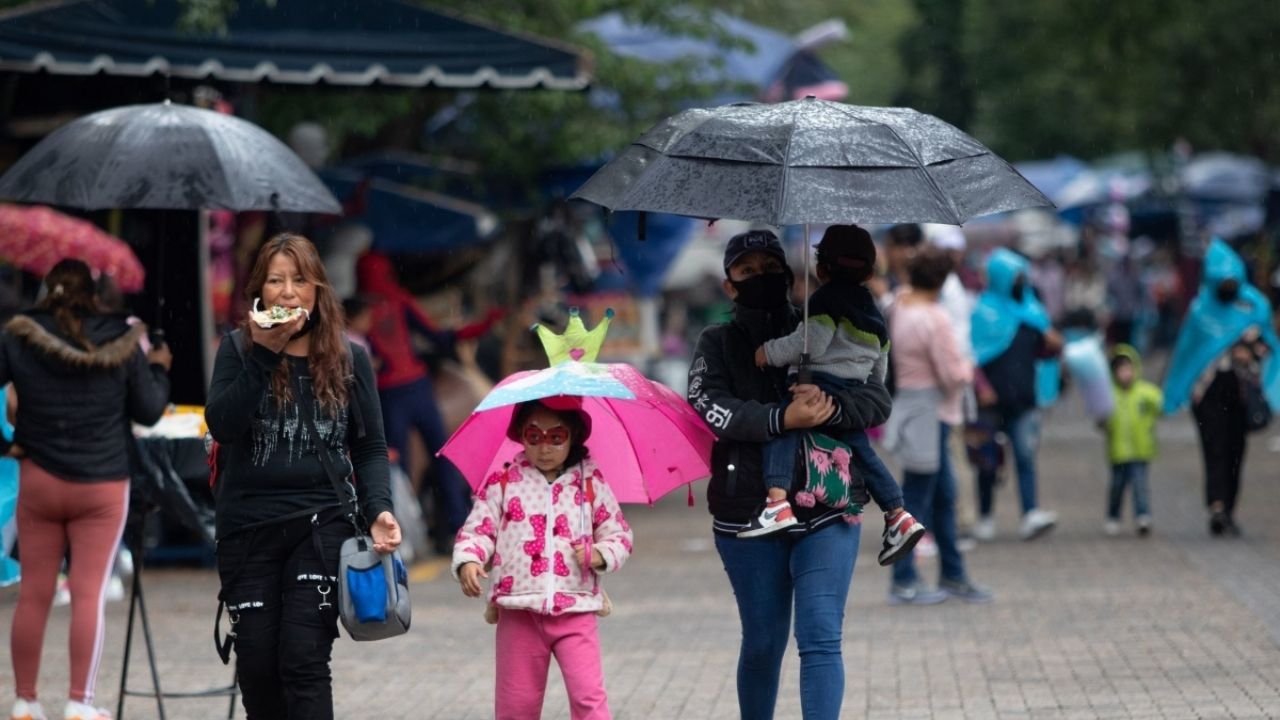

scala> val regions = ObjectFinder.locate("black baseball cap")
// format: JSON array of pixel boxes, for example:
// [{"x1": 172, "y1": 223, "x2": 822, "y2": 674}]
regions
[
  {"x1": 723, "y1": 229, "x2": 786, "y2": 273},
  {"x1": 816, "y1": 224, "x2": 876, "y2": 270}
]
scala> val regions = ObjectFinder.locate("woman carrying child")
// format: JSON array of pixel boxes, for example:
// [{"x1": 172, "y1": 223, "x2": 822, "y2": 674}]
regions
[{"x1": 453, "y1": 397, "x2": 633, "y2": 720}]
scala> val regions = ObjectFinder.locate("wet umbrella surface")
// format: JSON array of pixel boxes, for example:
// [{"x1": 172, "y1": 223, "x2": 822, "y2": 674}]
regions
[
  {"x1": 0, "y1": 101, "x2": 340, "y2": 213},
  {"x1": 572, "y1": 97, "x2": 1051, "y2": 226}
]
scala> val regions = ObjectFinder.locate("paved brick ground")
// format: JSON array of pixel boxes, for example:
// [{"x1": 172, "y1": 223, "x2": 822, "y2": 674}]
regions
[{"x1": 3, "y1": 406, "x2": 1280, "y2": 719}]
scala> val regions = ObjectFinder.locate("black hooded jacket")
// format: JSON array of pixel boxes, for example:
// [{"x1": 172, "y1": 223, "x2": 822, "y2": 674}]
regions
[
  {"x1": 0, "y1": 310, "x2": 170, "y2": 481},
  {"x1": 688, "y1": 303, "x2": 892, "y2": 535}
]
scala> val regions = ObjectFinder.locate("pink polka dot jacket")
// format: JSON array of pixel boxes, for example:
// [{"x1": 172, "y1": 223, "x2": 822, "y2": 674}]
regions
[{"x1": 451, "y1": 453, "x2": 633, "y2": 616}]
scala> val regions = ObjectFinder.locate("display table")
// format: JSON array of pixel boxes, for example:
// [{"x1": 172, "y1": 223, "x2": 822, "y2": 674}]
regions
[{"x1": 131, "y1": 433, "x2": 214, "y2": 563}]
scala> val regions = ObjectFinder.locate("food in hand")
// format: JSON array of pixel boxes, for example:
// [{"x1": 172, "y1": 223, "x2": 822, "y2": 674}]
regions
[{"x1": 250, "y1": 298, "x2": 309, "y2": 328}]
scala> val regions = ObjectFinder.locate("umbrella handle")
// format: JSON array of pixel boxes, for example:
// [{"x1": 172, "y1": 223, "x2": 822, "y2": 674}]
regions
[{"x1": 797, "y1": 355, "x2": 813, "y2": 385}]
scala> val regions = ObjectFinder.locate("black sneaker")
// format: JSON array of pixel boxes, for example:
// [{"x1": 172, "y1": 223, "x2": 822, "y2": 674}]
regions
[
  {"x1": 939, "y1": 577, "x2": 994, "y2": 603},
  {"x1": 1210, "y1": 511, "x2": 1229, "y2": 537}
]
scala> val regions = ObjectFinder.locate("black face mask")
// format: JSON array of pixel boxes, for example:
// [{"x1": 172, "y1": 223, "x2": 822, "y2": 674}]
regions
[
  {"x1": 1216, "y1": 280, "x2": 1240, "y2": 305},
  {"x1": 1011, "y1": 279, "x2": 1026, "y2": 302},
  {"x1": 731, "y1": 271, "x2": 790, "y2": 310}
]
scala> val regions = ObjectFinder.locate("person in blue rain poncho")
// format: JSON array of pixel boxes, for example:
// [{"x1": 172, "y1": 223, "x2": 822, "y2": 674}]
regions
[
  {"x1": 1163, "y1": 239, "x2": 1280, "y2": 537},
  {"x1": 970, "y1": 248, "x2": 1064, "y2": 542}
]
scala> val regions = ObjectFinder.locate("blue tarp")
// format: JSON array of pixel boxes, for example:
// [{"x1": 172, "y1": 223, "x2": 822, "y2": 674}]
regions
[
  {"x1": 322, "y1": 169, "x2": 499, "y2": 254},
  {"x1": 578, "y1": 10, "x2": 845, "y2": 102}
]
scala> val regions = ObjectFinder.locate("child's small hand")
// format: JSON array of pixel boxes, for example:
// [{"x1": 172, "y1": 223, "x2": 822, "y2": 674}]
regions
[
  {"x1": 573, "y1": 546, "x2": 606, "y2": 570},
  {"x1": 755, "y1": 346, "x2": 768, "y2": 368},
  {"x1": 459, "y1": 562, "x2": 487, "y2": 598}
]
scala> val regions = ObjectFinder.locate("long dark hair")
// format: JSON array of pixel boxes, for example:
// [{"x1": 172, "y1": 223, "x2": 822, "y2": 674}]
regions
[
  {"x1": 241, "y1": 233, "x2": 350, "y2": 412},
  {"x1": 39, "y1": 259, "x2": 99, "y2": 349},
  {"x1": 508, "y1": 400, "x2": 592, "y2": 468}
]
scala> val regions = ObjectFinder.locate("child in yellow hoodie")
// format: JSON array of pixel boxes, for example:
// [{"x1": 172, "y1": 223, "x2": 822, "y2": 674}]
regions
[{"x1": 1101, "y1": 345, "x2": 1163, "y2": 536}]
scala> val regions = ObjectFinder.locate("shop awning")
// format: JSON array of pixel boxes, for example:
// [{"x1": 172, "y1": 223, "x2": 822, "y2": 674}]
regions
[{"x1": 0, "y1": 0, "x2": 591, "y2": 90}]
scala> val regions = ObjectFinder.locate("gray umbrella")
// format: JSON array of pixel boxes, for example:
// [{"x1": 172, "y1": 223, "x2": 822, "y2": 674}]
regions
[
  {"x1": 571, "y1": 97, "x2": 1050, "y2": 225},
  {"x1": 571, "y1": 97, "x2": 1052, "y2": 375},
  {"x1": 0, "y1": 101, "x2": 340, "y2": 213}
]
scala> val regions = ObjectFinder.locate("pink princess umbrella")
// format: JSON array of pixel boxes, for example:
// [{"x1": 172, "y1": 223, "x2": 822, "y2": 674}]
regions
[{"x1": 438, "y1": 309, "x2": 715, "y2": 506}]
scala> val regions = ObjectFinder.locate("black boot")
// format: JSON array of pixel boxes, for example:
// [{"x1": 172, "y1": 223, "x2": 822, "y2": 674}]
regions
[
  {"x1": 1209, "y1": 511, "x2": 1229, "y2": 536},
  {"x1": 1222, "y1": 515, "x2": 1242, "y2": 537}
]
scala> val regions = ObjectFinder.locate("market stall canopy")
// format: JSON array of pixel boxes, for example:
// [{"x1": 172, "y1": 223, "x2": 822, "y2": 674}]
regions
[{"x1": 0, "y1": 0, "x2": 591, "y2": 90}]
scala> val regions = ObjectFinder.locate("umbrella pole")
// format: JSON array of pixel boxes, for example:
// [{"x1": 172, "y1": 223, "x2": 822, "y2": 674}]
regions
[
  {"x1": 156, "y1": 213, "x2": 165, "y2": 329},
  {"x1": 798, "y1": 223, "x2": 812, "y2": 385}
]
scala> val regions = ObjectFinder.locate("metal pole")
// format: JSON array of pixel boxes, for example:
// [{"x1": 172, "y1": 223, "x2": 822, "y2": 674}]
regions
[
  {"x1": 798, "y1": 223, "x2": 812, "y2": 384},
  {"x1": 116, "y1": 569, "x2": 140, "y2": 719}
]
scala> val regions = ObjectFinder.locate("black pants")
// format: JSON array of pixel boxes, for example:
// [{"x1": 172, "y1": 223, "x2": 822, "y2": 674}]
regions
[
  {"x1": 1193, "y1": 371, "x2": 1248, "y2": 516},
  {"x1": 216, "y1": 511, "x2": 354, "y2": 720}
]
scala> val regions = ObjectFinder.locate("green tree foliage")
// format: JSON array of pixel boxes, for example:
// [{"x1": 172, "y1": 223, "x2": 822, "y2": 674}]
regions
[
  {"x1": 959, "y1": 0, "x2": 1280, "y2": 161},
  {"x1": 895, "y1": 0, "x2": 971, "y2": 128}
]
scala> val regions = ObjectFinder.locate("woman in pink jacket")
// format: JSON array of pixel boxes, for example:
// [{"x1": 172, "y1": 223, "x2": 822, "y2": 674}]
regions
[
  {"x1": 886, "y1": 248, "x2": 992, "y2": 605},
  {"x1": 452, "y1": 397, "x2": 632, "y2": 720}
]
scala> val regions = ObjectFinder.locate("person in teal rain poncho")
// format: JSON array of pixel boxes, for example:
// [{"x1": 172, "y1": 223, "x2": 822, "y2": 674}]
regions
[
  {"x1": 970, "y1": 248, "x2": 1064, "y2": 542},
  {"x1": 1163, "y1": 239, "x2": 1280, "y2": 536}
]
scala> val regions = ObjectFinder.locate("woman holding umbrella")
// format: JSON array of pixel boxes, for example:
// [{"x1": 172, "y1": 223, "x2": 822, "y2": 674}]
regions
[{"x1": 687, "y1": 230, "x2": 891, "y2": 720}]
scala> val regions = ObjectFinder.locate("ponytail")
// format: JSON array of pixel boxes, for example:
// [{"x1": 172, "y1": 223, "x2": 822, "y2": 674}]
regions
[{"x1": 38, "y1": 259, "x2": 99, "y2": 350}]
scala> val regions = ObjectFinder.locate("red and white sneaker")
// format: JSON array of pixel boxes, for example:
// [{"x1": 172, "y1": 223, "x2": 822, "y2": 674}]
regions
[
  {"x1": 738, "y1": 498, "x2": 799, "y2": 538},
  {"x1": 878, "y1": 510, "x2": 925, "y2": 566}
]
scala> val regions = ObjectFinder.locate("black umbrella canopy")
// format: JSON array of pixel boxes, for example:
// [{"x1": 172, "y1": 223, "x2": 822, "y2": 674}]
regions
[
  {"x1": 0, "y1": 101, "x2": 341, "y2": 213},
  {"x1": 571, "y1": 98, "x2": 1052, "y2": 226}
]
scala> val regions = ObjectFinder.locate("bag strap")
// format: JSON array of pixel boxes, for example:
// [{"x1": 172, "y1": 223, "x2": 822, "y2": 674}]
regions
[{"x1": 293, "y1": 373, "x2": 365, "y2": 537}]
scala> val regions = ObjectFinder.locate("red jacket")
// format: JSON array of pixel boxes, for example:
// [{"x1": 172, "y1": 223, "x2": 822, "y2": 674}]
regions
[{"x1": 356, "y1": 252, "x2": 498, "y2": 391}]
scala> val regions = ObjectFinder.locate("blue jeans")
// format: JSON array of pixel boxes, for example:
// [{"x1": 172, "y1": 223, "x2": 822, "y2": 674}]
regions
[
  {"x1": 892, "y1": 424, "x2": 966, "y2": 585},
  {"x1": 763, "y1": 371, "x2": 903, "y2": 511},
  {"x1": 1108, "y1": 462, "x2": 1151, "y2": 519},
  {"x1": 715, "y1": 522, "x2": 860, "y2": 720},
  {"x1": 977, "y1": 409, "x2": 1041, "y2": 516}
]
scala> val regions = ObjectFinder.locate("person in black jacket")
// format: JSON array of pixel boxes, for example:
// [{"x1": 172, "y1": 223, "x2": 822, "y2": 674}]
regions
[
  {"x1": 206, "y1": 233, "x2": 400, "y2": 720},
  {"x1": 2, "y1": 259, "x2": 170, "y2": 720},
  {"x1": 687, "y1": 230, "x2": 891, "y2": 720}
]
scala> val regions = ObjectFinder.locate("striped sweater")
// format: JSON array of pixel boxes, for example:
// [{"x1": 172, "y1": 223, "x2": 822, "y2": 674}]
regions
[{"x1": 762, "y1": 279, "x2": 890, "y2": 383}]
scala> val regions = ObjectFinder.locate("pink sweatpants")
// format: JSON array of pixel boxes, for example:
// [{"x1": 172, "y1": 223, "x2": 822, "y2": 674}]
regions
[
  {"x1": 10, "y1": 461, "x2": 128, "y2": 704},
  {"x1": 495, "y1": 609, "x2": 610, "y2": 720}
]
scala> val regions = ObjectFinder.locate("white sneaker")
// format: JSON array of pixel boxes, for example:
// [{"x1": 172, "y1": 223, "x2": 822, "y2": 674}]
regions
[
  {"x1": 1104, "y1": 520, "x2": 1121, "y2": 537},
  {"x1": 1019, "y1": 509, "x2": 1057, "y2": 541},
  {"x1": 104, "y1": 576, "x2": 125, "y2": 603},
  {"x1": 62, "y1": 700, "x2": 110, "y2": 720},
  {"x1": 1136, "y1": 515, "x2": 1152, "y2": 537},
  {"x1": 973, "y1": 516, "x2": 997, "y2": 541},
  {"x1": 115, "y1": 548, "x2": 133, "y2": 577},
  {"x1": 52, "y1": 575, "x2": 70, "y2": 608},
  {"x1": 10, "y1": 698, "x2": 47, "y2": 720}
]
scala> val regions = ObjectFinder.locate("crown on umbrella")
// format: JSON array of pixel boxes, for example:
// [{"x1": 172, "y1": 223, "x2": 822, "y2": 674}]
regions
[{"x1": 532, "y1": 307, "x2": 614, "y2": 365}]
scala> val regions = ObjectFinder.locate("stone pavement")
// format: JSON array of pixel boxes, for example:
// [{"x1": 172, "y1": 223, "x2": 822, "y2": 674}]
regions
[{"x1": 3, "y1": 408, "x2": 1280, "y2": 719}]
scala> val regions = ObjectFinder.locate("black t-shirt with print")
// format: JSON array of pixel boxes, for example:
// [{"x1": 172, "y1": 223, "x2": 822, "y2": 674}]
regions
[{"x1": 206, "y1": 338, "x2": 393, "y2": 540}]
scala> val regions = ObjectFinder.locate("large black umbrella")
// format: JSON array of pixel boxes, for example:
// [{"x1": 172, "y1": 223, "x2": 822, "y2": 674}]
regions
[
  {"x1": 571, "y1": 97, "x2": 1049, "y2": 226},
  {"x1": 571, "y1": 97, "x2": 1052, "y2": 372},
  {"x1": 0, "y1": 101, "x2": 340, "y2": 213}
]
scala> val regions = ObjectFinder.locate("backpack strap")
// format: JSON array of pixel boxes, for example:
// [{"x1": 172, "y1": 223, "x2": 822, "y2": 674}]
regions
[
  {"x1": 345, "y1": 340, "x2": 366, "y2": 440},
  {"x1": 208, "y1": 330, "x2": 248, "y2": 490}
]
